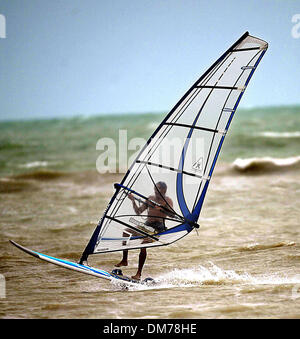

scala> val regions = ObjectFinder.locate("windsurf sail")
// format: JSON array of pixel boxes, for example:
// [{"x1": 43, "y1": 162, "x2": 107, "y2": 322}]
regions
[{"x1": 80, "y1": 32, "x2": 268, "y2": 263}]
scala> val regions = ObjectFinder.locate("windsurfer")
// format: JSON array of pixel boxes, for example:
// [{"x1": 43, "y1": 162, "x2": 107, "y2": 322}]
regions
[{"x1": 115, "y1": 181, "x2": 173, "y2": 280}]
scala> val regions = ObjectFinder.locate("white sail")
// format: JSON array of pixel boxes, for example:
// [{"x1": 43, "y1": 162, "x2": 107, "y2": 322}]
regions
[{"x1": 80, "y1": 32, "x2": 268, "y2": 261}]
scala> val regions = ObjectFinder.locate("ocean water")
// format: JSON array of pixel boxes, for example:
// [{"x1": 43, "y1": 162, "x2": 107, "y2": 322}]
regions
[{"x1": 1, "y1": 105, "x2": 300, "y2": 319}]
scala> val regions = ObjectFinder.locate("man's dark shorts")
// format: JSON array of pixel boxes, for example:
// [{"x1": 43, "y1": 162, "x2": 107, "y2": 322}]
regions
[{"x1": 145, "y1": 220, "x2": 166, "y2": 233}]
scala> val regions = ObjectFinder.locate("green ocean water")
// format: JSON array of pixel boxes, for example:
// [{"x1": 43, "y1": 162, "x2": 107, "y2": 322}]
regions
[
  {"x1": 0, "y1": 105, "x2": 300, "y2": 177},
  {"x1": 1, "y1": 105, "x2": 300, "y2": 319}
]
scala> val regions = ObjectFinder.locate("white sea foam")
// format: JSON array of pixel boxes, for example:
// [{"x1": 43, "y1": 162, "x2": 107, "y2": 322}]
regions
[
  {"x1": 258, "y1": 131, "x2": 300, "y2": 138},
  {"x1": 158, "y1": 263, "x2": 251, "y2": 286},
  {"x1": 19, "y1": 161, "x2": 49, "y2": 168},
  {"x1": 74, "y1": 262, "x2": 300, "y2": 293},
  {"x1": 125, "y1": 263, "x2": 253, "y2": 291},
  {"x1": 129, "y1": 263, "x2": 300, "y2": 291}
]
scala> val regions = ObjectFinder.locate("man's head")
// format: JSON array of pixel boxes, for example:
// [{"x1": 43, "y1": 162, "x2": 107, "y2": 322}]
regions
[{"x1": 154, "y1": 181, "x2": 167, "y2": 197}]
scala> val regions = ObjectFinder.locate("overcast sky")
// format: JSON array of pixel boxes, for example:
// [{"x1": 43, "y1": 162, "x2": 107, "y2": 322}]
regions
[{"x1": 0, "y1": 0, "x2": 299, "y2": 120}]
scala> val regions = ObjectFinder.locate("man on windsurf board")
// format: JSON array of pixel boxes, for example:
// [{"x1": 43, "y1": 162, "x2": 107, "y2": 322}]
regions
[{"x1": 115, "y1": 181, "x2": 173, "y2": 280}]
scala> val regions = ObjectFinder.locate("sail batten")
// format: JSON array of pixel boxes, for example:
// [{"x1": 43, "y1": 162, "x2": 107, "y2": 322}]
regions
[{"x1": 80, "y1": 32, "x2": 268, "y2": 261}]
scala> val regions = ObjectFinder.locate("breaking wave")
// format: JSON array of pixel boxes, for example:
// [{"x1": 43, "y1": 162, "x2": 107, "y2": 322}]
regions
[
  {"x1": 0, "y1": 178, "x2": 38, "y2": 193},
  {"x1": 231, "y1": 156, "x2": 300, "y2": 174},
  {"x1": 237, "y1": 241, "x2": 295, "y2": 252},
  {"x1": 13, "y1": 170, "x2": 70, "y2": 181}
]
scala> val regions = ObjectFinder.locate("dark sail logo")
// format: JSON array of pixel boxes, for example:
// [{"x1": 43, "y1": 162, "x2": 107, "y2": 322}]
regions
[{"x1": 192, "y1": 157, "x2": 204, "y2": 172}]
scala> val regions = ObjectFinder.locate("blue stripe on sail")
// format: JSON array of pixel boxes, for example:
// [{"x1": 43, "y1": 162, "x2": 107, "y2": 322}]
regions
[
  {"x1": 176, "y1": 114, "x2": 203, "y2": 218},
  {"x1": 191, "y1": 180, "x2": 209, "y2": 219},
  {"x1": 176, "y1": 143, "x2": 191, "y2": 218},
  {"x1": 163, "y1": 223, "x2": 193, "y2": 234},
  {"x1": 192, "y1": 50, "x2": 267, "y2": 221}
]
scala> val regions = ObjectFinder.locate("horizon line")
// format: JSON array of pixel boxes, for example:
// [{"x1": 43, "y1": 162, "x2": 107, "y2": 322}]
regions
[{"x1": 1, "y1": 103, "x2": 300, "y2": 123}]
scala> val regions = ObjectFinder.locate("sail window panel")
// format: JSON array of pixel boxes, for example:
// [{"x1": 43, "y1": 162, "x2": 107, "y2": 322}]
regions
[
  {"x1": 95, "y1": 218, "x2": 158, "y2": 253},
  {"x1": 186, "y1": 133, "x2": 223, "y2": 214},
  {"x1": 215, "y1": 91, "x2": 241, "y2": 132},
  {"x1": 198, "y1": 54, "x2": 250, "y2": 89},
  {"x1": 95, "y1": 220, "x2": 137, "y2": 253},
  {"x1": 138, "y1": 125, "x2": 192, "y2": 170},
  {"x1": 166, "y1": 88, "x2": 236, "y2": 132},
  {"x1": 233, "y1": 51, "x2": 265, "y2": 89},
  {"x1": 193, "y1": 89, "x2": 237, "y2": 130},
  {"x1": 122, "y1": 163, "x2": 181, "y2": 226},
  {"x1": 168, "y1": 87, "x2": 200, "y2": 126},
  {"x1": 181, "y1": 129, "x2": 215, "y2": 177},
  {"x1": 166, "y1": 88, "x2": 211, "y2": 126},
  {"x1": 181, "y1": 130, "x2": 223, "y2": 211},
  {"x1": 196, "y1": 54, "x2": 236, "y2": 88},
  {"x1": 233, "y1": 67, "x2": 253, "y2": 90}
]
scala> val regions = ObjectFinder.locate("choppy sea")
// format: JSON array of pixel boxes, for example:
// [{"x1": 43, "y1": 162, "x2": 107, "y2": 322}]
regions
[{"x1": 1, "y1": 105, "x2": 300, "y2": 319}]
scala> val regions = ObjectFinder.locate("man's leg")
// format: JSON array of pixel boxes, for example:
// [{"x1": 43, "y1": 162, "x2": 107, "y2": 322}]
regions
[
  {"x1": 131, "y1": 248, "x2": 147, "y2": 280},
  {"x1": 115, "y1": 250, "x2": 128, "y2": 267}
]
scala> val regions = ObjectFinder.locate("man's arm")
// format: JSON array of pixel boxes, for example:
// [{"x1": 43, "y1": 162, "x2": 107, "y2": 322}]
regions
[
  {"x1": 163, "y1": 197, "x2": 174, "y2": 216},
  {"x1": 128, "y1": 193, "x2": 148, "y2": 215}
]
